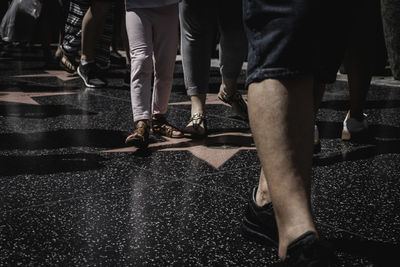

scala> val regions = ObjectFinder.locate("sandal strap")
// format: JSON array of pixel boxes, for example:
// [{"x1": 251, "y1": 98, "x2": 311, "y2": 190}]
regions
[
  {"x1": 189, "y1": 113, "x2": 206, "y2": 129},
  {"x1": 220, "y1": 91, "x2": 242, "y2": 104},
  {"x1": 152, "y1": 115, "x2": 182, "y2": 137},
  {"x1": 159, "y1": 123, "x2": 178, "y2": 137},
  {"x1": 189, "y1": 113, "x2": 206, "y2": 122},
  {"x1": 60, "y1": 54, "x2": 78, "y2": 72}
]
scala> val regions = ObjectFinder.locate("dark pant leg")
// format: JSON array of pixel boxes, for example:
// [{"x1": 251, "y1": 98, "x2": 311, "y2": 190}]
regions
[
  {"x1": 95, "y1": 3, "x2": 114, "y2": 69},
  {"x1": 217, "y1": 0, "x2": 247, "y2": 78},
  {"x1": 179, "y1": 0, "x2": 218, "y2": 95},
  {"x1": 62, "y1": 0, "x2": 90, "y2": 56}
]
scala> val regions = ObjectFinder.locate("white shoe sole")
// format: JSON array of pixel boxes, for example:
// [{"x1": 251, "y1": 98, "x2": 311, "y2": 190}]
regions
[{"x1": 77, "y1": 66, "x2": 99, "y2": 88}]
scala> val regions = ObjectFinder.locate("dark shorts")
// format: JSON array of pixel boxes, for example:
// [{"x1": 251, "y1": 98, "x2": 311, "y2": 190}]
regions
[
  {"x1": 71, "y1": 0, "x2": 115, "y2": 3},
  {"x1": 243, "y1": 0, "x2": 358, "y2": 87}
]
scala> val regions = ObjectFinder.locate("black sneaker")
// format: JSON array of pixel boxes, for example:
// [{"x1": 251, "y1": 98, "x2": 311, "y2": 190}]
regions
[
  {"x1": 124, "y1": 68, "x2": 130, "y2": 84},
  {"x1": 241, "y1": 187, "x2": 279, "y2": 247},
  {"x1": 110, "y1": 50, "x2": 126, "y2": 66},
  {"x1": 284, "y1": 231, "x2": 334, "y2": 267},
  {"x1": 77, "y1": 62, "x2": 106, "y2": 88}
]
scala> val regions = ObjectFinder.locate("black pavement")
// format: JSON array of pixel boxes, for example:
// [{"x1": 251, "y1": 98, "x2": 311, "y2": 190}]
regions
[{"x1": 1, "y1": 45, "x2": 400, "y2": 266}]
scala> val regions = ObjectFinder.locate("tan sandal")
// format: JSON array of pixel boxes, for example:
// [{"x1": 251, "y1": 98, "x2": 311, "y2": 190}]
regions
[
  {"x1": 218, "y1": 85, "x2": 248, "y2": 121},
  {"x1": 152, "y1": 114, "x2": 183, "y2": 138},
  {"x1": 54, "y1": 46, "x2": 63, "y2": 61},
  {"x1": 59, "y1": 53, "x2": 78, "y2": 73},
  {"x1": 183, "y1": 113, "x2": 207, "y2": 138}
]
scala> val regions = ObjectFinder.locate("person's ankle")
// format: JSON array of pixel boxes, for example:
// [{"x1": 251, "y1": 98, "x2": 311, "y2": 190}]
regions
[
  {"x1": 255, "y1": 186, "x2": 271, "y2": 206},
  {"x1": 349, "y1": 110, "x2": 364, "y2": 121},
  {"x1": 221, "y1": 76, "x2": 238, "y2": 95},
  {"x1": 190, "y1": 107, "x2": 204, "y2": 118},
  {"x1": 81, "y1": 59, "x2": 94, "y2": 66}
]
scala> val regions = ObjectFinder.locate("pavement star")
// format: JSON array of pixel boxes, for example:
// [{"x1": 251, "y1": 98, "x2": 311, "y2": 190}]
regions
[
  {"x1": 12, "y1": 70, "x2": 79, "y2": 82},
  {"x1": 102, "y1": 131, "x2": 255, "y2": 169},
  {"x1": 0, "y1": 91, "x2": 79, "y2": 105}
]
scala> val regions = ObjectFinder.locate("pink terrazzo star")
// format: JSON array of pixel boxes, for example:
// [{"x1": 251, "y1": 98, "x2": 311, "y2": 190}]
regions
[
  {"x1": 103, "y1": 131, "x2": 255, "y2": 169},
  {"x1": 12, "y1": 70, "x2": 79, "y2": 82},
  {"x1": 0, "y1": 91, "x2": 79, "y2": 105}
]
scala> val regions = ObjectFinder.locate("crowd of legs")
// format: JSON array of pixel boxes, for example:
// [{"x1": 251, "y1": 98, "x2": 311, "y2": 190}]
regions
[{"x1": 0, "y1": 0, "x2": 396, "y2": 265}]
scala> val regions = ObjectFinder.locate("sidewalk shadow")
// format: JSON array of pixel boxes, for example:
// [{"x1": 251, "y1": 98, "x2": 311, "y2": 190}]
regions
[
  {"x1": 317, "y1": 121, "x2": 400, "y2": 140},
  {"x1": 314, "y1": 139, "x2": 400, "y2": 166},
  {"x1": 331, "y1": 238, "x2": 400, "y2": 266},
  {"x1": 131, "y1": 127, "x2": 253, "y2": 157},
  {"x1": 0, "y1": 153, "x2": 107, "y2": 176},
  {"x1": 0, "y1": 129, "x2": 128, "y2": 150},
  {"x1": 0, "y1": 103, "x2": 96, "y2": 118},
  {"x1": 314, "y1": 121, "x2": 400, "y2": 166},
  {"x1": 320, "y1": 99, "x2": 400, "y2": 111}
]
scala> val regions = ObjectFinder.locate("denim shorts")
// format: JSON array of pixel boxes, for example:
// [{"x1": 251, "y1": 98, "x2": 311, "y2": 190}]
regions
[{"x1": 243, "y1": 0, "x2": 356, "y2": 87}]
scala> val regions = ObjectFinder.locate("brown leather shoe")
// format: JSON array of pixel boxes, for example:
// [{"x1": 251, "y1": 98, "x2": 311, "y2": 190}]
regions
[
  {"x1": 152, "y1": 114, "x2": 183, "y2": 138},
  {"x1": 125, "y1": 120, "x2": 149, "y2": 148}
]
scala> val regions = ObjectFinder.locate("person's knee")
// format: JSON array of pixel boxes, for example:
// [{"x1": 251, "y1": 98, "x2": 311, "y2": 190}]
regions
[
  {"x1": 131, "y1": 53, "x2": 152, "y2": 75},
  {"x1": 154, "y1": 71, "x2": 173, "y2": 83}
]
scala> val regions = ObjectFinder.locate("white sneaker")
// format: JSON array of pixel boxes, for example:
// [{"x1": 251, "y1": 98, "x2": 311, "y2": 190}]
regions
[{"x1": 341, "y1": 111, "x2": 368, "y2": 140}]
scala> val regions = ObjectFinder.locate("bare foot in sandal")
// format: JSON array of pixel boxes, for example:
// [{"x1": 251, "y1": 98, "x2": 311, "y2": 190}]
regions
[
  {"x1": 54, "y1": 46, "x2": 62, "y2": 61},
  {"x1": 60, "y1": 53, "x2": 78, "y2": 73},
  {"x1": 183, "y1": 113, "x2": 207, "y2": 138}
]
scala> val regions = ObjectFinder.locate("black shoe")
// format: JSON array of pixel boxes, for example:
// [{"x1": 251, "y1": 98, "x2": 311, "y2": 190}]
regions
[
  {"x1": 241, "y1": 187, "x2": 279, "y2": 247},
  {"x1": 110, "y1": 50, "x2": 126, "y2": 66},
  {"x1": 124, "y1": 68, "x2": 130, "y2": 84},
  {"x1": 284, "y1": 231, "x2": 334, "y2": 267},
  {"x1": 77, "y1": 62, "x2": 106, "y2": 88}
]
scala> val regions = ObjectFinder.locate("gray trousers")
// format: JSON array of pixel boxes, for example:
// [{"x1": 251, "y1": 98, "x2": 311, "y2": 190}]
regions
[{"x1": 179, "y1": 0, "x2": 248, "y2": 96}]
